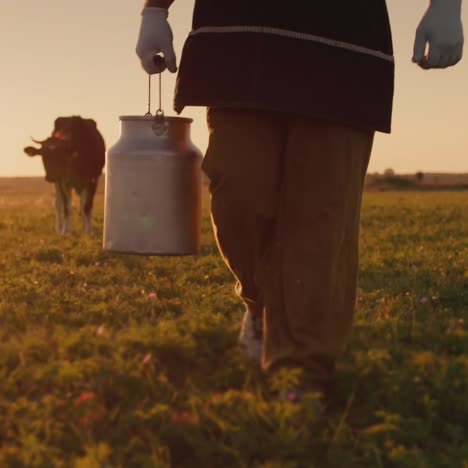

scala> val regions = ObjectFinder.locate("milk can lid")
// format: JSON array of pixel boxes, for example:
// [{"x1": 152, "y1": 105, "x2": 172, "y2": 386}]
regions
[{"x1": 119, "y1": 115, "x2": 193, "y2": 123}]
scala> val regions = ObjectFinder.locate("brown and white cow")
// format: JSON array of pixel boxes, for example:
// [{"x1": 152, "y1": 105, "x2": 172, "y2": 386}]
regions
[{"x1": 24, "y1": 116, "x2": 105, "y2": 234}]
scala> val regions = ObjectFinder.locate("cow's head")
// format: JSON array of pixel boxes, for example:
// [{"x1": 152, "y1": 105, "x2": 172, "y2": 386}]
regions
[
  {"x1": 24, "y1": 137, "x2": 70, "y2": 158},
  {"x1": 53, "y1": 116, "x2": 97, "y2": 141},
  {"x1": 23, "y1": 116, "x2": 86, "y2": 157}
]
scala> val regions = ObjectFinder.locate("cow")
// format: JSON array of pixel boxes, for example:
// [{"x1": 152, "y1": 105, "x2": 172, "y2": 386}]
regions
[{"x1": 24, "y1": 116, "x2": 106, "y2": 235}]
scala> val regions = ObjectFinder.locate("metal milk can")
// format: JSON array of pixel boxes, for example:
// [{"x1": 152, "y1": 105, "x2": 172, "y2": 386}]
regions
[{"x1": 103, "y1": 114, "x2": 203, "y2": 255}]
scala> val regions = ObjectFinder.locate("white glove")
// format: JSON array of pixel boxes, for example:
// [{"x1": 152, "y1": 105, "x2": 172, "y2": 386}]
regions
[
  {"x1": 413, "y1": 0, "x2": 464, "y2": 69},
  {"x1": 136, "y1": 7, "x2": 177, "y2": 74}
]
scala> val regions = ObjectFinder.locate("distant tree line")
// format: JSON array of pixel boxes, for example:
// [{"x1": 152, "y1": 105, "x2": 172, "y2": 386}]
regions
[{"x1": 365, "y1": 169, "x2": 468, "y2": 191}]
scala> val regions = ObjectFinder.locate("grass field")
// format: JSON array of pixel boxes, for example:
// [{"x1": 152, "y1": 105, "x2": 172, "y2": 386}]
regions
[{"x1": 0, "y1": 179, "x2": 467, "y2": 467}]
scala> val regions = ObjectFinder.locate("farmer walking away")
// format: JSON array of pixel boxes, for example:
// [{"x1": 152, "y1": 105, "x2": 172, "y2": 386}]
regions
[{"x1": 136, "y1": 0, "x2": 464, "y2": 404}]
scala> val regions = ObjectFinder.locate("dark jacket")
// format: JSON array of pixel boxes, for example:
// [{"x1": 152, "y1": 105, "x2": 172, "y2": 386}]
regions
[{"x1": 150, "y1": 0, "x2": 395, "y2": 133}]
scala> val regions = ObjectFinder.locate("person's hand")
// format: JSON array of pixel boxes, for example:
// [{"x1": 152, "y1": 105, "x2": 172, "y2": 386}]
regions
[
  {"x1": 413, "y1": 0, "x2": 464, "y2": 69},
  {"x1": 136, "y1": 7, "x2": 177, "y2": 74}
]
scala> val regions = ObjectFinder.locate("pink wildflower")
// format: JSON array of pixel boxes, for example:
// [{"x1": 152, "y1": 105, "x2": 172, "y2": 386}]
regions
[
  {"x1": 75, "y1": 392, "x2": 97, "y2": 405},
  {"x1": 142, "y1": 353, "x2": 152, "y2": 365},
  {"x1": 171, "y1": 411, "x2": 195, "y2": 424},
  {"x1": 147, "y1": 292, "x2": 158, "y2": 301}
]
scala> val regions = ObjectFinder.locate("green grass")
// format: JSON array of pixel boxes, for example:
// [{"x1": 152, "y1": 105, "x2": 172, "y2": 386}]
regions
[{"x1": 0, "y1": 183, "x2": 467, "y2": 467}]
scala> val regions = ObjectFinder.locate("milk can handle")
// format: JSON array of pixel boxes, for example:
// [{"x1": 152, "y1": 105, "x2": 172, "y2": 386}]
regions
[
  {"x1": 145, "y1": 55, "x2": 167, "y2": 136},
  {"x1": 153, "y1": 55, "x2": 165, "y2": 71},
  {"x1": 145, "y1": 56, "x2": 165, "y2": 116}
]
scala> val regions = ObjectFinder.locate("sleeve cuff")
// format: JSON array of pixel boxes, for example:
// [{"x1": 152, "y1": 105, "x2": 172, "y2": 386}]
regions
[{"x1": 144, "y1": 0, "x2": 174, "y2": 8}]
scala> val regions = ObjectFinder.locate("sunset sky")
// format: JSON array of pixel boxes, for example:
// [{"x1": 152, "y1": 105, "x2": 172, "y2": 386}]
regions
[{"x1": 1, "y1": 0, "x2": 467, "y2": 177}]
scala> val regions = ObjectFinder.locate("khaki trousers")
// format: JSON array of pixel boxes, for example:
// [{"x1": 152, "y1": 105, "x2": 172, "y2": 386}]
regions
[{"x1": 202, "y1": 108, "x2": 374, "y2": 389}]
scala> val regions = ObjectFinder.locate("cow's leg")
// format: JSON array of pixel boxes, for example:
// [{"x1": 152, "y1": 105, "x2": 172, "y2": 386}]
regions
[
  {"x1": 62, "y1": 183, "x2": 73, "y2": 234},
  {"x1": 54, "y1": 182, "x2": 64, "y2": 234},
  {"x1": 80, "y1": 181, "x2": 97, "y2": 235}
]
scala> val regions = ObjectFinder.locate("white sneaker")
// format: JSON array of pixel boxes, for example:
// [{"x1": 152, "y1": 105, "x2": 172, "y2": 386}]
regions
[{"x1": 239, "y1": 309, "x2": 263, "y2": 363}]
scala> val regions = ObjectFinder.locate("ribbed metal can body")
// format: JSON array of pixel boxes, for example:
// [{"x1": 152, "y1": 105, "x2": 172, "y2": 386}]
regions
[{"x1": 103, "y1": 116, "x2": 203, "y2": 256}]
